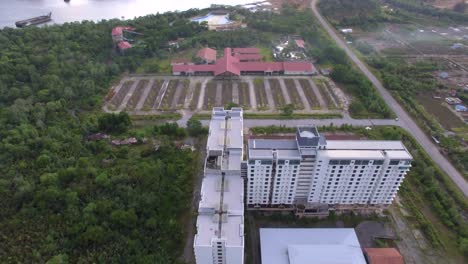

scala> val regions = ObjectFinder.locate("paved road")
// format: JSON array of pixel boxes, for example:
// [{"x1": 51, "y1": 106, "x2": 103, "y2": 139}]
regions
[
  {"x1": 196, "y1": 118, "x2": 400, "y2": 128},
  {"x1": 311, "y1": 0, "x2": 468, "y2": 197}
]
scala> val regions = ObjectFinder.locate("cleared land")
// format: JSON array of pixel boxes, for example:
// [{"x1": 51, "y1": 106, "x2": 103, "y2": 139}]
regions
[
  {"x1": 159, "y1": 80, "x2": 179, "y2": 110},
  {"x1": 143, "y1": 80, "x2": 163, "y2": 110},
  {"x1": 254, "y1": 79, "x2": 269, "y2": 110},
  {"x1": 189, "y1": 82, "x2": 201, "y2": 110},
  {"x1": 110, "y1": 80, "x2": 134, "y2": 109},
  {"x1": 299, "y1": 79, "x2": 320, "y2": 109},
  {"x1": 176, "y1": 80, "x2": 190, "y2": 109},
  {"x1": 269, "y1": 79, "x2": 286, "y2": 108},
  {"x1": 203, "y1": 81, "x2": 217, "y2": 110},
  {"x1": 126, "y1": 80, "x2": 149, "y2": 110},
  {"x1": 238, "y1": 82, "x2": 251, "y2": 109},
  {"x1": 314, "y1": 79, "x2": 338, "y2": 109},
  {"x1": 416, "y1": 93, "x2": 465, "y2": 129},
  {"x1": 284, "y1": 79, "x2": 304, "y2": 110},
  {"x1": 106, "y1": 76, "x2": 347, "y2": 113},
  {"x1": 222, "y1": 81, "x2": 234, "y2": 106}
]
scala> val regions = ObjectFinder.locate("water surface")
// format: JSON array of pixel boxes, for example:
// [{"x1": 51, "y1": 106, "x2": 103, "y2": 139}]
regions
[{"x1": 0, "y1": 0, "x2": 255, "y2": 28}]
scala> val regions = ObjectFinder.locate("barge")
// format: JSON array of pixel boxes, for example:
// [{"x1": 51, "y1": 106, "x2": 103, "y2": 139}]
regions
[{"x1": 15, "y1": 12, "x2": 52, "y2": 28}]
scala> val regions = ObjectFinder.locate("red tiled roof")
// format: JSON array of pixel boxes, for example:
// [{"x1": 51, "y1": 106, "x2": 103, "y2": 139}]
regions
[
  {"x1": 112, "y1": 26, "x2": 135, "y2": 36},
  {"x1": 233, "y1": 47, "x2": 260, "y2": 54},
  {"x1": 215, "y1": 48, "x2": 241, "y2": 76},
  {"x1": 363, "y1": 248, "x2": 404, "y2": 264},
  {"x1": 118, "y1": 41, "x2": 132, "y2": 50},
  {"x1": 295, "y1": 39, "x2": 305, "y2": 49},
  {"x1": 173, "y1": 47, "x2": 316, "y2": 76},
  {"x1": 234, "y1": 53, "x2": 263, "y2": 61},
  {"x1": 283, "y1": 62, "x2": 314, "y2": 72},
  {"x1": 197, "y1": 47, "x2": 217, "y2": 62}
]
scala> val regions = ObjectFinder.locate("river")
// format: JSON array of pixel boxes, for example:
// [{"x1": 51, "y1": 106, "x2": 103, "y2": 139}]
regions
[{"x1": 0, "y1": 0, "x2": 257, "y2": 28}]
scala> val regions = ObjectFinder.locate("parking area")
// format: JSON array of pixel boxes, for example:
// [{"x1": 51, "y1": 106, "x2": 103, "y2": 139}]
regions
[{"x1": 103, "y1": 75, "x2": 348, "y2": 114}]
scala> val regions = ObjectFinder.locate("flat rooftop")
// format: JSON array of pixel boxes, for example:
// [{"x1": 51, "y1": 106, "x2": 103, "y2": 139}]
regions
[
  {"x1": 195, "y1": 107, "x2": 244, "y2": 248},
  {"x1": 207, "y1": 108, "x2": 243, "y2": 153},
  {"x1": 326, "y1": 140, "x2": 407, "y2": 151},
  {"x1": 260, "y1": 228, "x2": 366, "y2": 264},
  {"x1": 195, "y1": 172, "x2": 244, "y2": 246},
  {"x1": 320, "y1": 150, "x2": 385, "y2": 160}
]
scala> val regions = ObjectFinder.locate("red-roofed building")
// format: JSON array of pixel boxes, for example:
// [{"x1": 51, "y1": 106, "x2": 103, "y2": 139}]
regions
[
  {"x1": 112, "y1": 26, "x2": 135, "y2": 43},
  {"x1": 295, "y1": 39, "x2": 305, "y2": 49},
  {"x1": 363, "y1": 248, "x2": 404, "y2": 264},
  {"x1": 118, "y1": 41, "x2": 132, "y2": 50},
  {"x1": 197, "y1": 47, "x2": 217, "y2": 63},
  {"x1": 173, "y1": 47, "x2": 317, "y2": 77}
]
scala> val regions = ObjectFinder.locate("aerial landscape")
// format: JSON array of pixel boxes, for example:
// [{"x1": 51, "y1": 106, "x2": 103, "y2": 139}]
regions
[{"x1": 0, "y1": 0, "x2": 467, "y2": 263}]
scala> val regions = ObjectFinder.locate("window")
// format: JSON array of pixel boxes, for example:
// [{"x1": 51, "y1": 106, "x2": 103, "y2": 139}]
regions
[
  {"x1": 389, "y1": 160, "x2": 399, "y2": 165},
  {"x1": 374, "y1": 160, "x2": 384, "y2": 165}
]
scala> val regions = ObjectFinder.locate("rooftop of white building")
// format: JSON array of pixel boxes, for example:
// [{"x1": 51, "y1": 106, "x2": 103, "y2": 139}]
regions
[
  {"x1": 260, "y1": 228, "x2": 366, "y2": 264},
  {"x1": 320, "y1": 150, "x2": 385, "y2": 160},
  {"x1": 385, "y1": 150, "x2": 413, "y2": 160},
  {"x1": 195, "y1": 173, "x2": 244, "y2": 247},
  {"x1": 195, "y1": 107, "x2": 245, "y2": 248},
  {"x1": 207, "y1": 107, "x2": 243, "y2": 153},
  {"x1": 326, "y1": 140, "x2": 407, "y2": 151}
]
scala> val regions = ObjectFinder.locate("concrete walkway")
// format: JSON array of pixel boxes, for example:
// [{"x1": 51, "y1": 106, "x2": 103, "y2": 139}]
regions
[
  {"x1": 247, "y1": 79, "x2": 258, "y2": 110},
  {"x1": 197, "y1": 79, "x2": 209, "y2": 110},
  {"x1": 215, "y1": 82, "x2": 222, "y2": 107},
  {"x1": 184, "y1": 80, "x2": 196, "y2": 109},
  {"x1": 277, "y1": 78, "x2": 292, "y2": 104},
  {"x1": 263, "y1": 79, "x2": 276, "y2": 110},
  {"x1": 232, "y1": 82, "x2": 239, "y2": 104}
]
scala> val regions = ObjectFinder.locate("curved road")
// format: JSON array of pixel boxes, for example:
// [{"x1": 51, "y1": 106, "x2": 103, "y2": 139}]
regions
[{"x1": 311, "y1": 0, "x2": 468, "y2": 197}]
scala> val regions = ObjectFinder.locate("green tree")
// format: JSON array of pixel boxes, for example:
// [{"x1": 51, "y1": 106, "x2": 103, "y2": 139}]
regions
[
  {"x1": 281, "y1": 104, "x2": 295, "y2": 116},
  {"x1": 186, "y1": 118, "x2": 206, "y2": 137}
]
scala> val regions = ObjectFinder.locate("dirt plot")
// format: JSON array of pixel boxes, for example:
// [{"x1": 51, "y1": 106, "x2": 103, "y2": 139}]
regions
[
  {"x1": 222, "y1": 81, "x2": 234, "y2": 106},
  {"x1": 254, "y1": 79, "x2": 269, "y2": 110},
  {"x1": 238, "y1": 82, "x2": 251, "y2": 109},
  {"x1": 189, "y1": 82, "x2": 201, "y2": 110},
  {"x1": 299, "y1": 79, "x2": 320, "y2": 109},
  {"x1": 203, "y1": 82, "x2": 217, "y2": 110},
  {"x1": 269, "y1": 79, "x2": 286, "y2": 108},
  {"x1": 416, "y1": 93, "x2": 465, "y2": 130},
  {"x1": 159, "y1": 80, "x2": 179, "y2": 110},
  {"x1": 110, "y1": 80, "x2": 133, "y2": 109},
  {"x1": 126, "y1": 80, "x2": 148, "y2": 110},
  {"x1": 143, "y1": 80, "x2": 163, "y2": 110},
  {"x1": 315, "y1": 79, "x2": 337, "y2": 109},
  {"x1": 176, "y1": 80, "x2": 190, "y2": 109},
  {"x1": 284, "y1": 79, "x2": 304, "y2": 110}
]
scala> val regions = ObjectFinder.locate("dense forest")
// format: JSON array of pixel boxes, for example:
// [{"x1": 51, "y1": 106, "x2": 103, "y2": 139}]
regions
[{"x1": 0, "y1": 11, "x2": 208, "y2": 263}]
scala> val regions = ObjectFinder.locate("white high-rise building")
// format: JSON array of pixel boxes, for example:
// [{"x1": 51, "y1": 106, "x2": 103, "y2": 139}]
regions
[
  {"x1": 194, "y1": 107, "x2": 244, "y2": 264},
  {"x1": 246, "y1": 127, "x2": 412, "y2": 208}
]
